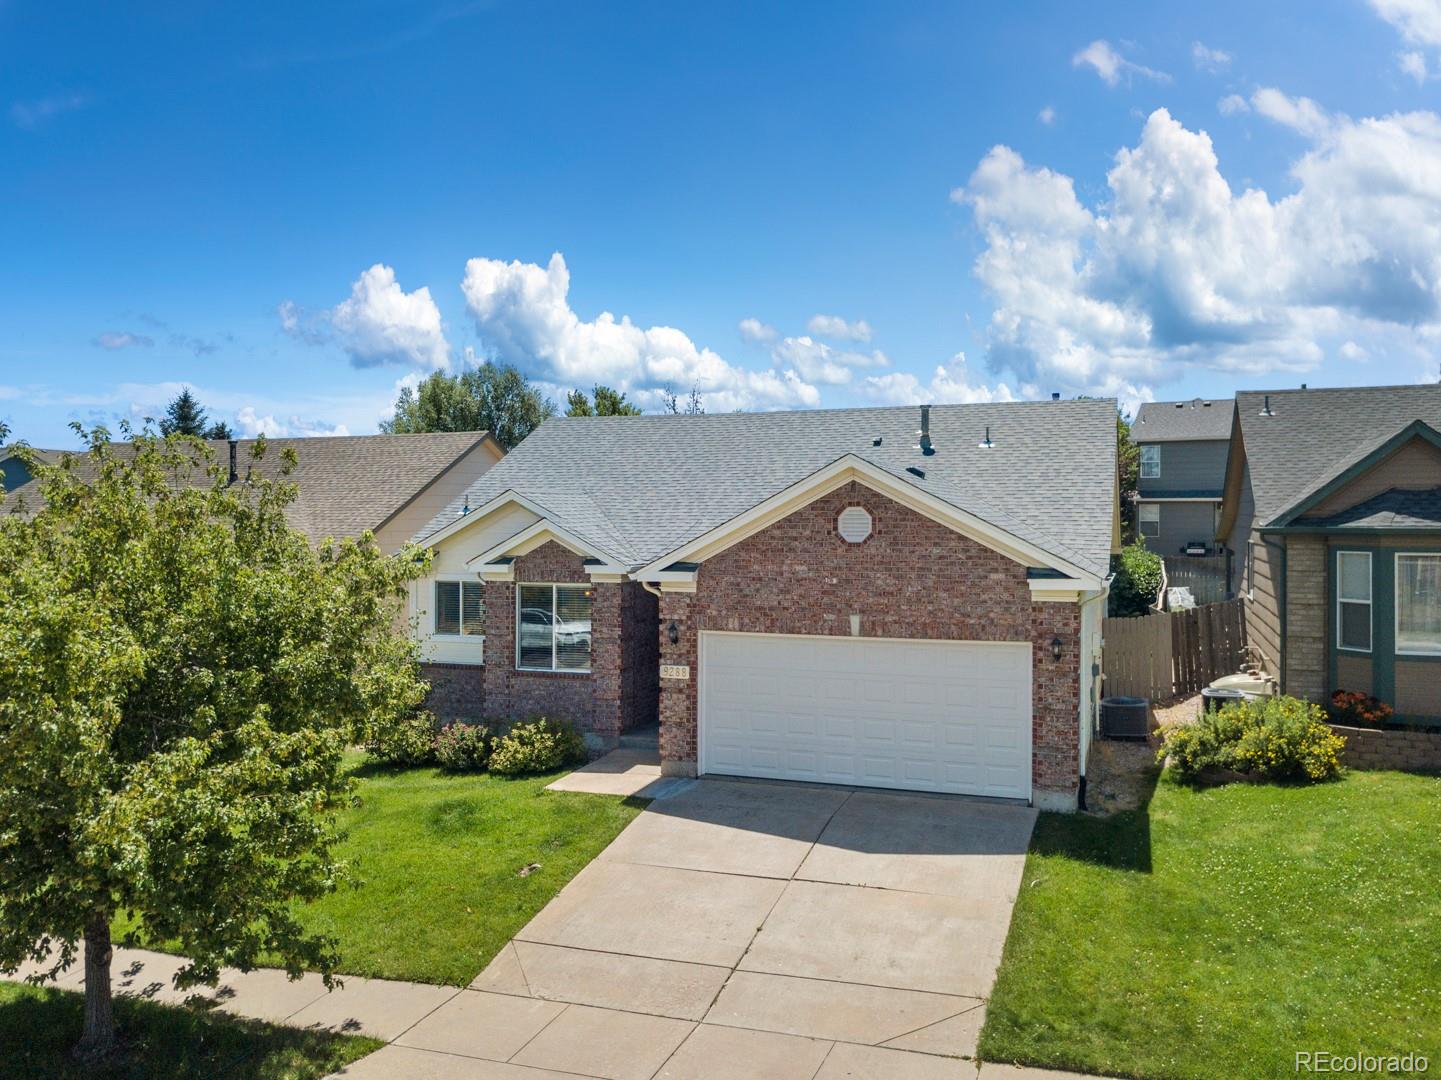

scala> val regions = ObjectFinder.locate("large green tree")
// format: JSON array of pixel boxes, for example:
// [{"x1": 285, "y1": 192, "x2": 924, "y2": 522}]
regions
[
  {"x1": 0, "y1": 428, "x2": 429, "y2": 1059},
  {"x1": 565, "y1": 384, "x2": 642, "y2": 417},
  {"x1": 382, "y1": 364, "x2": 555, "y2": 449},
  {"x1": 157, "y1": 387, "x2": 233, "y2": 440}
]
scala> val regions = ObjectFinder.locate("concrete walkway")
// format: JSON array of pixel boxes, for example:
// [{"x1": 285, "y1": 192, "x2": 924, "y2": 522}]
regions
[
  {"x1": 334, "y1": 776, "x2": 1050, "y2": 1079},
  {"x1": 2, "y1": 768, "x2": 1099, "y2": 1080},
  {"x1": 6, "y1": 945, "x2": 460, "y2": 1041}
]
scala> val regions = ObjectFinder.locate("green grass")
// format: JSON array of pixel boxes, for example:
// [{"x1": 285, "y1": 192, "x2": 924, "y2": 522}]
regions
[
  {"x1": 122, "y1": 753, "x2": 644, "y2": 986},
  {"x1": 981, "y1": 770, "x2": 1441, "y2": 1080},
  {"x1": 0, "y1": 981, "x2": 380, "y2": 1080}
]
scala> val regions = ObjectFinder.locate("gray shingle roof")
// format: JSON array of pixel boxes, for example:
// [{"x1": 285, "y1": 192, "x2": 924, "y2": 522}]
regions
[
  {"x1": 1304, "y1": 487, "x2": 1441, "y2": 530},
  {"x1": 416, "y1": 400, "x2": 1118, "y2": 580},
  {"x1": 1236, "y1": 385, "x2": 1441, "y2": 527},
  {"x1": 236, "y1": 432, "x2": 490, "y2": 540},
  {"x1": 1134, "y1": 399, "x2": 1233, "y2": 442},
  {"x1": 5, "y1": 432, "x2": 492, "y2": 543}
]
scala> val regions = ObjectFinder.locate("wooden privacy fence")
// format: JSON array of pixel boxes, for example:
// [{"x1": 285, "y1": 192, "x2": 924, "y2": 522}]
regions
[
  {"x1": 1102, "y1": 598, "x2": 1248, "y2": 700},
  {"x1": 1162, "y1": 555, "x2": 1230, "y2": 607}
]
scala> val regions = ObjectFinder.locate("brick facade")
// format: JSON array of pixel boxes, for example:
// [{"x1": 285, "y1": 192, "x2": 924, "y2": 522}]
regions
[
  {"x1": 657, "y1": 482, "x2": 1083, "y2": 803},
  {"x1": 419, "y1": 662, "x2": 487, "y2": 724},
  {"x1": 482, "y1": 541, "x2": 659, "y2": 744}
]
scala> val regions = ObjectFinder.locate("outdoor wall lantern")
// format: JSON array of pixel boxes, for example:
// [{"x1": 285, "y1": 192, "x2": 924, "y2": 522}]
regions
[
  {"x1": 667, "y1": 621, "x2": 680, "y2": 645},
  {"x1": 1050, "y1": 636, "x2": 1063, "y2": 662}
]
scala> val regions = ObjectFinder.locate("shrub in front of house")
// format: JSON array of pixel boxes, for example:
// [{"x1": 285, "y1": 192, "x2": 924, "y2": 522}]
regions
[
  {"x1": 435, "y1": 723, "x2": 493, "y2": 771},
  {"x1": 1327, "y1": 690, "x2": 1394, "y2": 728},
  {"x1": 488, "y1": 717, "x2": 588, "y2": 776},
  {"x1": 1158, "y1": 695, "x2": 1345, "y2": 783},
  {"x1": 365, "y1": 713, "x2": 438, "y2": 766},
  {"x1": 1108, "y1": 542, "x2": 1164, "y2": 617}
]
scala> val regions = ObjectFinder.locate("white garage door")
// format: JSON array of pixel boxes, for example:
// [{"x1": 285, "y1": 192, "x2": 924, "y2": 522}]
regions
[{"x1": 699, "y1": 632, "x2": 1032, "y2": 800}]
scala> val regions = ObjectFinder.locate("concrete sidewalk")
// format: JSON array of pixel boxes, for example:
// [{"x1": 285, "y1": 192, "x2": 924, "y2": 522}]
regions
[{"x1": 5, "y1": 945, "x2": 459, "y2": 1041}]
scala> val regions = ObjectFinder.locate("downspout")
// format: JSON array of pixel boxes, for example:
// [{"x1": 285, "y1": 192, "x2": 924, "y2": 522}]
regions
[
  {"x1": 1075, "y1": 575, "x2": 1113, "y2": 812},
  {"x1": 1263, "y1": 534, "x2": 1287, "y2": 693}
]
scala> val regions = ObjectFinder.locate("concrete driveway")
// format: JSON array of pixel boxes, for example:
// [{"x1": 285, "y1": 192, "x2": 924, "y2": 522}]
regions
[{"x1": 340, "y1": 778, "x2": 1037, "y2": 1079}]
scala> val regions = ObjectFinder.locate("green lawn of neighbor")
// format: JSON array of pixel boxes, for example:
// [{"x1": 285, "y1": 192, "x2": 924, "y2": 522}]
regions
[
  {"x1": 0, "y1": 980, "x2": 380, "y2": 1080},
  {"x1": 121, "y1": 752, "x2": 644, "y2": 987},
  {"x1": 981, "y1": 769, "x2": 1441, "y2": 1080}
]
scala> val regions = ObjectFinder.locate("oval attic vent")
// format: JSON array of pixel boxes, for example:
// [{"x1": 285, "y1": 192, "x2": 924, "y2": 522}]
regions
[{"x1": 838, "y1": 506, "x2": 873, "y2": 543}]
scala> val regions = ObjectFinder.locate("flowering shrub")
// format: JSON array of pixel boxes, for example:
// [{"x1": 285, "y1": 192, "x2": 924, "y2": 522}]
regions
[
  {"x1": 1327, "y1": 690, "x2": 1394, "y2": 729},
  {"x1": 365, "y1": 713, "x2": 437, "y2": 766},
  {"x1": 1158, "y1": 695, "x2": 1345, "y2": 783},
  {"x1": 488, "y1": 717, "x2": 588, "y2": 776},
  {"x1": 434, "y1": 723, "x2": 492, "y2": 771}
]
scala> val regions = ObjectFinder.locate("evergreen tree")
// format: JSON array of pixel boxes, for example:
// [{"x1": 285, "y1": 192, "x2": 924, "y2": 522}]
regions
[{"x1": 158, "y1": 388, "x2": 232, "y2": 440}]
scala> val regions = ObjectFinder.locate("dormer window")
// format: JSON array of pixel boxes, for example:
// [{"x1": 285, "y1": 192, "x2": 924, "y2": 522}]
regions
[{"x1": 1140, "y1": 445, "x2": 1161, "y2": 479}]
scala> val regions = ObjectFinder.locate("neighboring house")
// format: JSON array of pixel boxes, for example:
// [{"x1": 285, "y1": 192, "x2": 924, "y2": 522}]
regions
[
  {"x1": 3, "y1": 432, "x2": 503, "y2": 553},
  {"x1": 1218, "y1": 385, "x2": 1441, "y2": 723},
  {"x1": 1132, "y1": 398, "x2": 1232, "y2": 558},
  {"x1": 408, "y1": 400, "x2": 1119, "y2": 811}
]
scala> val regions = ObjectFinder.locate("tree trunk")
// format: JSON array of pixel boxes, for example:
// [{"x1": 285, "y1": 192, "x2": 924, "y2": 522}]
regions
[{"x1": 75, "y1": 911, "x2": 115, "y2": 1060}]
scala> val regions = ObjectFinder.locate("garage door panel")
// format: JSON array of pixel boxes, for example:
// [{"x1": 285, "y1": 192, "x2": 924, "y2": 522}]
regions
[{"x1": 700, "y1": 633, "x2": 1032, "y2": 801}]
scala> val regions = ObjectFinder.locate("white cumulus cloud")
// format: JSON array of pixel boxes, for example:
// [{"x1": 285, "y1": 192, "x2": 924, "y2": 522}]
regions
[
  {"x1": 770, "y1": 336, "x2": 888, "y2": 386},
  {"x1": 1370, "y1": 0, "x2": 1441, "y2": 46},
  {"x1": 806, "y1": 314, "x2": 873, "y2": 342},
  {"x1": 281, "y1": 264, "x2": 450, "y2": 370},
  {"x1": 236, "y1": 407, "x2": 352, "y2": 438},
  {"x1": 1401, "y1": 49, "x2": 1430, "y2": 81},
  {"x1": 460, "y1": 253, "x2": 821, "y2": 411},
  {"x1": 737, "y1": 317, "x2": 778, "y2": 344},
  {"x1": 1072, "y1": 40, "x2": 1170, "y2": 87},
  {"x1": 1038, "y1": 105, "x2": 1057, "y2": 125},
  {"x1": 861, "y1": 353, "x2": 1016, "y2": 406},
  {"x1": 953, "y1": 102, "x2": 1441, "y2": 404},
  {"x1": 1218, "y1": 94, "x2": 1250, "y2": 116}
]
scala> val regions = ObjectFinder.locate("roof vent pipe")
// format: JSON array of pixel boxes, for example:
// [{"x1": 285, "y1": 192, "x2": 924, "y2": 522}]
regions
[
  {"x1": 978, "y1": 426, "x2": 994, "y2": 449},
  {"x1": 1260, "y1": 394, "x2": 1275, "y2": 417},
  {"x1": 228, "y1": 440, "x2": 237, "y2": 485},
  {"x1": 918, "y1": 405, "x2": 935, "y2": 456},
  {"x1": 1051, "y1": 392, "x2": 1060, "y2": 401}
]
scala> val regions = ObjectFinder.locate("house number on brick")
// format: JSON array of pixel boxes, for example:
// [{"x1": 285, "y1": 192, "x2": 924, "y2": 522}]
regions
[{"x1": 660, "y1": 664, "x2": 691, "y2": 680}]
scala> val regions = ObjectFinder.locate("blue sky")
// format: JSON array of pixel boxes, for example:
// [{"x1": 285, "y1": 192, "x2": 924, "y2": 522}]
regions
[{"x1": 3, "y1": 0, "x2": 1440, "y2": 447}]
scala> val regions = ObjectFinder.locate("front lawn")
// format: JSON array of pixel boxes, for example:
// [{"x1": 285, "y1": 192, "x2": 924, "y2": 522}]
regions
[
  {"x1": 0, "y1": 981, "x2": 379, "y2": 1080},
  {"x1": 122, "y1": 753, "x2": 643, "y2": 987},
  {"x1": 981, "y1": 770, "x2": 1441, "y2": 1080}
]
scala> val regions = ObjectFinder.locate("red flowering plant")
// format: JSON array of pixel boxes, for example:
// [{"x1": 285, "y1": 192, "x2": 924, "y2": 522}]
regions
[{"x1": 1327, "y1": 690, "x2": 1394, "y2": 728}]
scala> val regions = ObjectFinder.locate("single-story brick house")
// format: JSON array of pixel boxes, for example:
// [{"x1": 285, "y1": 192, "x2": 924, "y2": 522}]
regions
[
  {"x1": 1219, "y1": 384, "x2": 1441, "y2": 723},
  {"x1": 409, "y1": 400, "x2": 1119, "y2": 811}
]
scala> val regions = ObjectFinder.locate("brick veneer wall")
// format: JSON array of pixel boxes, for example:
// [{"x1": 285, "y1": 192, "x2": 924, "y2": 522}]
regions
[
  {"x1": 483, "y1": 541, "x2": 659, "y2": 743},
  {"x1": 419, "y1": 662, "x2": 487, "y2": 724},
  {"x1": 657, "y1": 481, "x2": 1083, "y2": 803},
  {"x1": 1329, "y1": 724, "x2": 1441, "y2": 772}
]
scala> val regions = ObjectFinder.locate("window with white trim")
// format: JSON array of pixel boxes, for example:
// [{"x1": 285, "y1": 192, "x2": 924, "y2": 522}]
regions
[
  {"x1": 1138, "y1": 502, "x2": 1160, "y2": 539},
  {"x1": 517, "y1": 583, "x2": 593, "y2": 672},
  {"x1": 1140, "y1": 444, "x2": 1161, "y2": 479},
  {"x1": 1336, "y1": 551, "x2": 1372, "y2": 653},
  {"x1": 434, "y1": 580, "x2": 484, "y2": 637},
  {"x1": 1396, "y1": 553, "x2": 1441, "y2": 656}
]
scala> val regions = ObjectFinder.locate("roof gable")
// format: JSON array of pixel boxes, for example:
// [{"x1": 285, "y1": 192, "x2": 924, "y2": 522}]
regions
[{"x1": 1235, "y1": 385, "x2": 1441, "y2": 528}]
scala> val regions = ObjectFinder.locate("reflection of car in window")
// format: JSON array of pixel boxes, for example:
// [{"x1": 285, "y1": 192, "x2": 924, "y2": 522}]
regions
[{"x1": 520, "y1": 607, "x2": 592, "y2": 648}]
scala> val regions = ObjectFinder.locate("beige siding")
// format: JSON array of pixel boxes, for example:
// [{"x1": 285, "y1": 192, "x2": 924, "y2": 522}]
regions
[
  {"x1": 1396, "y1": 660, "x2": 1441, "y2": 717},
  {"x1": 1247, "y1": 532, "x2": 1282, "y2": 680},
  {"x1": 373, "y1": 440, "x2": 504, "y2": 554},
  {"x1": 1334, "y1": 653, "x2": 1373, "y2": 696},
  {"x1": 1302, "y1": 436, "x2": 1441, "y2": 519},
  {"x1": 1283, "y1": 535, "x2": 1327, "y2": 704}
]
